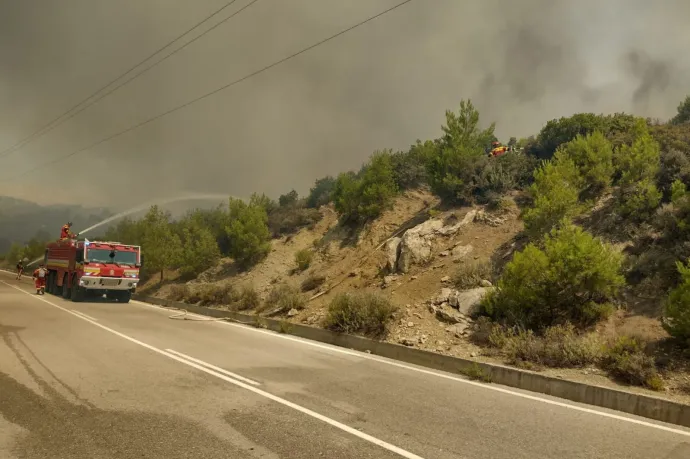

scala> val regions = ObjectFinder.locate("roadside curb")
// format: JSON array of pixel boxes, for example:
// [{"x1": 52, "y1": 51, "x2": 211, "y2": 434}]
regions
[{"x1": 133, "y1": 293, "x2": 690, "y2": 429}]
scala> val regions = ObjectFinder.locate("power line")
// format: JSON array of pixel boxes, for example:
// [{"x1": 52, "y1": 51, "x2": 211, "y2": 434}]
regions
[
  {"x1": 3, "y1": 0, "x2": 415, "y2": 183},
  {"x1": 0, "y1": 0, "x2": 259, "y2": 161}
]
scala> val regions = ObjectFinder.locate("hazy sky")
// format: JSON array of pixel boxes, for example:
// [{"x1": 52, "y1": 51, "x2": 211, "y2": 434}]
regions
[{"x1": 0, "y1": 0, "x2": 688, "y2": 209}]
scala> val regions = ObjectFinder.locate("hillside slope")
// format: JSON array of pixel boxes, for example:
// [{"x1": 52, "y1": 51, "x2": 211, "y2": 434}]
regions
[{"x1": 140, "y1": 185, "x2": 688, "y2": 401}]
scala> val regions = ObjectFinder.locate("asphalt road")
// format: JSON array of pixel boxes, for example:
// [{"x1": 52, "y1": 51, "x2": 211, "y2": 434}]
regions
[{"x1": 2, "y1": 273, "x2": 690, "y2": 458}]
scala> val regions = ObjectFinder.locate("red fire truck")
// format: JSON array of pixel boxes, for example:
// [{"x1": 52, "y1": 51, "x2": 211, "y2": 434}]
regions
[{"x1": 44, "y1": 238, "x2": 142, "y2": 303}]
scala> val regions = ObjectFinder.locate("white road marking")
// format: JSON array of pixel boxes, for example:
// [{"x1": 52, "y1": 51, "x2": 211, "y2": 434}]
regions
[
  {"x1": 126, "y1": 298, "x2": 690, "y2": 437},
  {"x1": 0, "y1": 280, "x2": 424, "y2": 459},
  {"x1": 72, "y1": 310, "x2": 98, "y2": 321},
  {"x1": 165, "y1": 348, "x2": 261, "y2": 386}
]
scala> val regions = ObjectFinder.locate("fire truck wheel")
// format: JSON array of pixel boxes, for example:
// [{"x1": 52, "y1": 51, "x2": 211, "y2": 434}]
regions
[
  {"x1": 61, "y1": 275, "x2": 70, "y2": 299},
  {"x1": 118, "y1": 291, "x2": 132, "y2": 303},
  {"x1": 71, "y1": 284, "x2": 84, "y2": 302},
  {"x1": 53, "y1": 274, "x2": 62, "y2": 296},
  {"x1": 45, "y1": 273, "x2": 53, "y2": 294}
]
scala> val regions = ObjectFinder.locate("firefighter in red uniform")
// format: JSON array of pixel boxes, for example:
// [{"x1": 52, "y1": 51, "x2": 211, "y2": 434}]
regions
[
  {"x1": 60, "y1": 221, "x2": 77, "y2": 239},
  {"x1": 33, "y1": 263, "x2": 47, "y2": 294}
]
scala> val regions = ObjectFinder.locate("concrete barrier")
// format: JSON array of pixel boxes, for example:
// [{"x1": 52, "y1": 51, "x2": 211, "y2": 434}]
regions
[{"x1": 133, "y1": 293, "x2": 690, "y2": 429}]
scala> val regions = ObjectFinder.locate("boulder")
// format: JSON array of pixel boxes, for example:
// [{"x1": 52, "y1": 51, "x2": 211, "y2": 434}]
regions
[
  {"x1": 445, "y1": 323, "x2": 470, "y2": 338},
  {"x1": 382, "y1": 275, "x2": 398, "y2": 288},
  {"x1": 385, "y1": 237, "x2": 402, "y2": 272},
  {"x1": 480, "y1": 279, "x2": 493, "y2": 288},
  {"x1": 448, "y1": 287, "x2": 491, "y2": 315},
  {"x1": 435, "y1": 305, "x2": 466, "y2": 324},
  {"x1": 407, "y1": 218, "x2": 444, "y2": 237},
  {"x1": 451, "y1": 244, "x2": 474, "y2": 260},
  {"x1": 474, "y1": 210, "x2": 507, "y2": 227},
  {"x1": 435, "y1": 288, "x2": 453, "y2": 304},
  {"x1": 437, "y1": 209, "x2": 478, "y2": 236},
  {"x1": 396, "y1": 219, "x2": 444, "y2": 273}
]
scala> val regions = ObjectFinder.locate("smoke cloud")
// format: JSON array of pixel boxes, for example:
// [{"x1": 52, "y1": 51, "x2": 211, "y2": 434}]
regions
[{"x1": 0, "y1": 0, "x2": 689, "y2": 209}]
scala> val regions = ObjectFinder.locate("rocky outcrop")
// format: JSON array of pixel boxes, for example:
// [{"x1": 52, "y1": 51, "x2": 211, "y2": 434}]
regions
[
  {"x1": 473, "y1": 209, "x2": 507, "y2": 227},
  {"x1": 451, "y1": 244, "x2": 473, "y2": 260},
  {"x1": 385, "y1": 237, "x2": 402, "y2": 272},
  {"x1": 437, "y1": 209, "x2": 478, "y2": 236},
  {"x1": 391, "y1": 210, "x2": 478, "y2": 273},
  {"x1": 447, "y1": 287, "x2": 490, "y2": 315},
  {"x1": 396, "y1": 219, "x2": 443, "y2": 273}
]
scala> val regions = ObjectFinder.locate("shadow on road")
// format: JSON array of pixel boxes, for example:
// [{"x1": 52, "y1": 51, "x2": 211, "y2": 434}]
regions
[{"x1": 0, "y1": 323, "x2": 249, "y2": 458}]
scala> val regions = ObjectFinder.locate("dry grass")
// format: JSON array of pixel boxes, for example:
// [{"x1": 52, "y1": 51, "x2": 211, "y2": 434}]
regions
[
  {"x1": 453, "y1": 260, "x2": 492, "y2": 290},
  {"x1": 324, "y1": 292, "x2": 398, "y2": 338},
  {"x1": 474, "y1": 320, "x2": 665, "y2": 391},
  {"x1": 301, "y1": 273, "x2": 326, "y2": 292},
  {"x1": 168, "y1": 282, "x2": 259, "y2": 311},
  {"x1": 294, "y1": 249, "x2": 314, "y2": 272},
  {"x1": 262, "y1": 283, "x2": 306, "y2": 315}
]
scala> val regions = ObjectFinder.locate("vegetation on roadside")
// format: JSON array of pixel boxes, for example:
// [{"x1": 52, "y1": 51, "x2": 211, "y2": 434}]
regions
[{"x1": 324, "y1": 292, "x2": 397, "y2": 338}]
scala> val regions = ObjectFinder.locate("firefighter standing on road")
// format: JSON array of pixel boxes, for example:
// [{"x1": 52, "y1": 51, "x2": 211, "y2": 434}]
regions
[
  {"x1": 60, "y1": 222, "x2": 77, "y2": 240},
  {"x1": 16, "y1": 260, "x2": 24, "y2": 280},
  {"x1": 33, "y1": 263, "x2": 47, "y2": 294}
]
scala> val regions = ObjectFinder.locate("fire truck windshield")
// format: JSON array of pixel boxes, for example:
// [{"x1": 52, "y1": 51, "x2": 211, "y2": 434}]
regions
[{"x1": 87, "y1": 249, "x2": 138, "y2": 265}]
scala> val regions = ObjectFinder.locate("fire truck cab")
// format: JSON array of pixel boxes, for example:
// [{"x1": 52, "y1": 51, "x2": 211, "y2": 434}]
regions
[{"x1": 44, "y1": 238, "x2": 142, "y2": 303}]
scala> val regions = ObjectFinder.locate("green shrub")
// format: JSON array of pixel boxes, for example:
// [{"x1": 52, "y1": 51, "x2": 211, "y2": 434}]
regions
[
  {"x1": 180, "y1": 225, "x2": 221, "y2": 277},
  {"x1": 671, "y1": 95, "x2": 690, "y2": 126},
  {"x1": 532, "y1": 113, "x2": 646, "y2": 160},
  {"x1": 650, "y1": 122, "x2": 690, "y2": 156},
  {"x1": 267, "y1": 205, "x2": 321, "y2": 237},
  {"x1": 390, "y1": 148, "x2": 428, "y2": 189},
  {"x1": 663, "y1": 260, "x2": 690, "y2": 344},
  {"x1": 306, "y1": 176, "x2": 336, "y2": 208},
  {"x1": 278, "y1": 190, "x2": 299, "y2": 208},
  {"x1": 558, "y1": 131, "x2": 614, "y2": 195},
  {"x1": 301, "y1": 273, "x2": 326, "y2": 292},
  {"x1": 658, "y1": 149, "x2": 690, "y2": 199},
  {"x1": 140, "y1": 205, "x2": 183, "y2": 283},
  {"x1": 453, "y1": 260, "x2": 492, "y2": 290},
  {"x1": 425, "y1": 100, "x2": 496, "y2": 204},
  {"x1": 294, "y1": 249, "x2": 313, "y2": 272},
  {"x1": 615, "y1": 133, "x2": 662, "y2": 220},
  {"x1": 460, "y1": 363, "x2": 492, "y2": 383},
  {"x1": 616, "y1": 132, "x2": 660, "y2": 185},
  {"x1": 249, "y1": 193, "x2": 278, "y2": 215},
  {"x1": 522, "y1": 155, "x2": 583, "y2": 239},
  {"x1": 332, "y1": 151, "x2": 398, "y2": 223},
  {"x1": 533, "y1": 113, "x2": 610, "y2": 160},
  {"x1": 324, "y1": 292, "x2": 398, "y2": 338},
  {"x1": 263, "y1": 284, "x2": 306, "y2": 314},
  {"x1": 475, "y1": 153, "x2": 538, "y2": 202},
  {"x1": 603, "y1": 336, "x2": 664, "y2": 390},
  {"x1": 616, "y1": 178, "x2": 662, "y2": 220},
  {"x1": 482, "y1": 223, "x2": 623, "y2": 330},
  {"x1": 226, "y1": 198, "x2": 271, "y2": 268}
]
